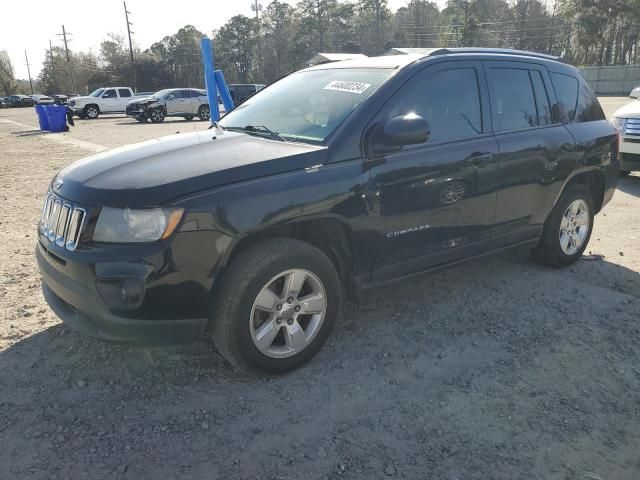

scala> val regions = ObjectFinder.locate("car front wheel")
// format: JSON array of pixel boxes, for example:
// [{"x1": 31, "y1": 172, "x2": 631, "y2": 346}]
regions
[
  {"x1": 83, "y1": 105, "x2": 99, "y2": 119},
  {"x1": 149, "y1": 107, "x2": 165, "y2": 123},
  {"x1": 211, "y1": 238, "x2": 341, "y2": 375},
  {"x1": 534, "y1": 184, "x2": 594, "y2": 267}
]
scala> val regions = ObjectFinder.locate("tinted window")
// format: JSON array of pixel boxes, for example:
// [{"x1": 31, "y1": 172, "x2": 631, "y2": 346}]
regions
[
  {"x1": 190, "y1": 89, "x2": 205, "y2": 98},
  {"x1": 118, "y1": 88, "x2": 131, "y2": 97},
  {"x1": 168, "y1": 90, "x2": 183, "y2": 99},
  {"x1": 488, "y1": 68, "x2": 537, "y2": 131},
  {"x1": 576, "y1": 82, "x2": 605, "y2": 122},
  {"x1": 102, "y1": 89, "x2": 116, "y2": 98},
  {"x1": 550, "y1": 72, "x2": 578, "y2": 122},
  {"x1": 530, "y1": 70, "x2": 553, "y2": 125},
  {"x1": 387, "y1": 68, "x2": 482, "y2": 143}
]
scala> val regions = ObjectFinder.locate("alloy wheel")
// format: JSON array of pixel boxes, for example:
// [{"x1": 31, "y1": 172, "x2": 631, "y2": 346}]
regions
[
  {"x1": 249, "y1": 269, "x2": 327, "y2": 359},
  {"x1": 559, "y1": 198, "x2": 590, "y2": 255}
]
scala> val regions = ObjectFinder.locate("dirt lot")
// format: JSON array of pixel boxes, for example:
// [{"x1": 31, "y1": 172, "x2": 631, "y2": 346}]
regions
[{"x1": 1, "y1": 99, "x2": 640, "y2": 480}]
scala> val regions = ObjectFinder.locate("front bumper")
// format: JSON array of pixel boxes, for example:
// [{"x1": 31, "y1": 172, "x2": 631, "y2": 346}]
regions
[
  {"x1": 126, "y1": 104, "x2": 150, "y2": 117},
  {"x1": 619, "y1": 152, "x2": 640, "y2": 172},
  {"x1": 36, "y1": 241, "x2": 207, "y2": 345}
]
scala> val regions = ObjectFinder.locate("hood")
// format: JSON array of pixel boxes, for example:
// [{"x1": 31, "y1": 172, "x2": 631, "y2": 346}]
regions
[
  {"x1": 53, "y1": 131, "x2": 327, "y2": 207},
  {"x1": 613, "y1": 99, "x2": 640, "y2": 119},
  {"x1": 128, "y1": 96, "x2": 159, "y2": 106}
]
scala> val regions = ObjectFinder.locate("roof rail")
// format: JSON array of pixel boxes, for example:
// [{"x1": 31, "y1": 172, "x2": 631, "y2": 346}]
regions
[{"x1": 429, "y1": 47, "x2": 562, "y2": 62}]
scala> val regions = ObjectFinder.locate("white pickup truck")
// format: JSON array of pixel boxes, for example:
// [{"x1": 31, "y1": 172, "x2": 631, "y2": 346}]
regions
[{"x1": 68, "y1": 87, "x2": 144, "y2": 119}]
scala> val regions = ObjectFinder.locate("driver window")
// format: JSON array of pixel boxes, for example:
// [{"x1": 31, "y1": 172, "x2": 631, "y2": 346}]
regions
[
  {"x1": 102, "y1": 89, "x2": 116, "y2": 98},
  {"x1": 387, "y1": 68, "x2": 482, "y2": 143}
]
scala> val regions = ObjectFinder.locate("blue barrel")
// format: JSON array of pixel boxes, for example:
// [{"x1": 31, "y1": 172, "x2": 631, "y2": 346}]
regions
[
  {"x1": 44, "y1": 105, "x2": 67, "y2": 132},
  {"x1": 35, "y1": 105, "x2": 51, "y2": 131}
]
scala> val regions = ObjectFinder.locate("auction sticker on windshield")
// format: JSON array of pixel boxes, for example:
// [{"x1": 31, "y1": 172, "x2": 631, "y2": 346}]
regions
[{"x1": 323, "y1": 81, "x2": 371, "y2": 94}]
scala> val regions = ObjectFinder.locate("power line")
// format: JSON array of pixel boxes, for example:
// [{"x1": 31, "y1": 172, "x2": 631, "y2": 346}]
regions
[{"x1": 124, "y1": 1, "x2": 136, "y2": 92}]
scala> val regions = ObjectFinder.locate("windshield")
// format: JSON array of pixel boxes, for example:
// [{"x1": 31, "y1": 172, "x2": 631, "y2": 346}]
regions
[
  {"x1": 151, "y1": 89, "x2": 174, "y2": 99},
  {"x1": 220, "y1": 68, "x2": 393, "y2": 143},
  {"x1": 89, "y1": 89, "x2": 105, "y2": 97}
]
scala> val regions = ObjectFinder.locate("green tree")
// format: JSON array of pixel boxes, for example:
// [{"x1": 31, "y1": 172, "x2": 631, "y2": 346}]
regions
[
  {"x1": 0, "y1": 50, "x2": 17, "y2": 95},
  {"x1": 215, "y1": 16, "x2": 258, "y2": 83}
]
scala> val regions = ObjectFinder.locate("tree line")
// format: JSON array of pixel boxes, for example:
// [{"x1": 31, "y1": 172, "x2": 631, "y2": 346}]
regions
[{"x1": 1, "y1": 0, "x2": 639, "y2": 96}]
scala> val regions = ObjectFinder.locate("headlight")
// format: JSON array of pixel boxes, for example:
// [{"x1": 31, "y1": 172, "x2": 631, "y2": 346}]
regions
[
  {"x1": 611, "y1": 117, "x2": 625, "y2": 132},
  {"x1": 93, "y1": 207, "x2": 184, "y2": 243}
]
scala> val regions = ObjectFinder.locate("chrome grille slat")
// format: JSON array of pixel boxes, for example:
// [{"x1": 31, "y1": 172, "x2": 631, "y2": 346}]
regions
[
  {"x1": 39, "y1": 192, "x2": 87, "y2": 251},
  {"x1": 625, "y1": 119, "x2": 640, "y2": 136}
]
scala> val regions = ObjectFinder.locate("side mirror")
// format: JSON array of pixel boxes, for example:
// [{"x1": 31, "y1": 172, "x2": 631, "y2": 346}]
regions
[
  {"x1": 167, "y1": 95, "x2": 175, "y2": 100},
  {"x1": 371, "y1": 113, "x2": 430, "y2": 154}
]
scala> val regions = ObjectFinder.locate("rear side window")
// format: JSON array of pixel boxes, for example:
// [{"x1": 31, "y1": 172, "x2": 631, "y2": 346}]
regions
[
  {"x1": 576, "y1": 83, "x2": 605, "y2": 122},
  {"x1": 487, "y1": 68, "x2": 537, "y2": 131},
  {"x1": 118, "y1": 88, "x2": 131, "y2": 97},
  {"x1": 550, "y1": 72, "x2": 578, "y2": 122},
  {"x1": 530, "y1": 70, "x2": 553, "y2": 125},
  {"x1": 387, "y1": 68, "x2": 482, "y2": 142}
]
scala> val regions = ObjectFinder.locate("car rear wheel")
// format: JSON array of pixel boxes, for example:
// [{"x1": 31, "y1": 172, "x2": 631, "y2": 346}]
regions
[
  {"x1": 533, "y1": 184, "x2": 594, "y2": 267},
  {"x1": 211, "y1": 238, "x2": 341, "y2": 376},
  {"x1": 198, "y1": 105, "x2": 210, "y2": 121},
  {"x1": 83, "y1": 105, "x2": 99, "y2": 119},
  {"x1": 150, "y1": 107, "x2": 165, "y2": 123}
]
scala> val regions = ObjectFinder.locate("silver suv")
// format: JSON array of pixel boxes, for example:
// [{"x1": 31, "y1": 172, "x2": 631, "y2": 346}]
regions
[{"x1": 125, "y1": 88, "x2": 224, "y2": 123}]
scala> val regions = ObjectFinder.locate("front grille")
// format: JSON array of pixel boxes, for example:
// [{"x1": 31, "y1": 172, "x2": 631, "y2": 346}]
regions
[
  {"x1": 624, "y1": 118, "x2": 640, "y2": 136},
  {"x1": 39, "y1": 192, "x2": 87, "y2": 251}
]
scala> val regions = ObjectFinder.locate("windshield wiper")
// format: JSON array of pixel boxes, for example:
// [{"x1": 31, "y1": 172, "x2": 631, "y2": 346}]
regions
[{"x1": 226, "y1": 125, "x2": 287, "y2": 142}]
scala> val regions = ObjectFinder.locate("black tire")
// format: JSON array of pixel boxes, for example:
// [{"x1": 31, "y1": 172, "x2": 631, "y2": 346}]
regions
[
  {"x1": 184, "y1": 115, "x2": 194, "y2": 121},
  {"x1": 83, "y1": 105, "x2": 99, "y2": 119},
  {"x1": 149, "y1": 107, "x2": 165, "y2": 123},
  {"x1": 533, "y1": 184, "x2": 594, "y2": 268},
  {"x1": 620, "y1": 170, "x2": 631, "y2": 177},
  {"x1": 211, "y1": 238, "x2": 342, "y2": 376},
  {"x1": 198, "y1": 105, "x2": 210, "y2": 121}
]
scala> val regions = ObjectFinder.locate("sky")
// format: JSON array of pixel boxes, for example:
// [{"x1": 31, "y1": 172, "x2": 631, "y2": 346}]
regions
[{"x1": 2, "y1": 0, "x2": 445, "y2": 81}]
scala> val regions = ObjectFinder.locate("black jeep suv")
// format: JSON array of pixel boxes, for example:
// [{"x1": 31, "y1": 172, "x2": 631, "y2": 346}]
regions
[{"x1": 37, "y1": 49, "x2": 618, "y2": 375}]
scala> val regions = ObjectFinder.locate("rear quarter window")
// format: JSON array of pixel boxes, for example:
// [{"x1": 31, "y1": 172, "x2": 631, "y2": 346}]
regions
[
  {"x1": 550, "y1": 72, "x2": 578, "y2": 122},
  {"x1": 575, "y1": 82, "x2": 605, "y2": 122}
]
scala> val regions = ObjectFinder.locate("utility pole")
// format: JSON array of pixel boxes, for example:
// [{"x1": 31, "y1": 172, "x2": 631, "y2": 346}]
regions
[
  {"x1": 124, "y1": 2, "x2": 136, "y2": 92},
  {"x1": 250, "y1": 0, "x2": 263, "y2": 79},
  {"x1": 58, "y1": 25, "x2": 76, "y2": 93},
  {"x1": 24, "y1": 50, "x2": 34, "y2": 94}
]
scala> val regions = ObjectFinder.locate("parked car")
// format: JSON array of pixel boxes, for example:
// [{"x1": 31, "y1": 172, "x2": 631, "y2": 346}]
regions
[
  {"x1": 31, "y1": 94, "x2": 54, "y2": 105},
  {"x1": 36, "y1": 48, "x2": 618, "y2": 375},
  {"x1": 0, "y1": 97, "x2": 7, "y2": 108},
  {"x1": 630, "y1": 86, "x2": 640, "y2": 99},
  {"x1": 228, "y1": 83, "x2": 265, "y2": 104},
  {"x1": 7, "y1": 95, "x2": 35, "y2": 107},
  {"x1": 611, "y1": 98, "x2": 640, "y2": 174},
  {"x1": 52, "y1": 94, "x2": 69, "y2": 105},
  {"x1": 125, "y1": 88, "x2": 224, "y2": 123},
  {"x1": 68, "y1": 87, "x2": 144, "y2": 119}
]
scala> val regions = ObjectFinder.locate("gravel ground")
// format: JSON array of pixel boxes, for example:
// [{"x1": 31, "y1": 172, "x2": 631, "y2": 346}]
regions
[{"x1": 1, "y1": 101, "x2": 640, "y2": 480}]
